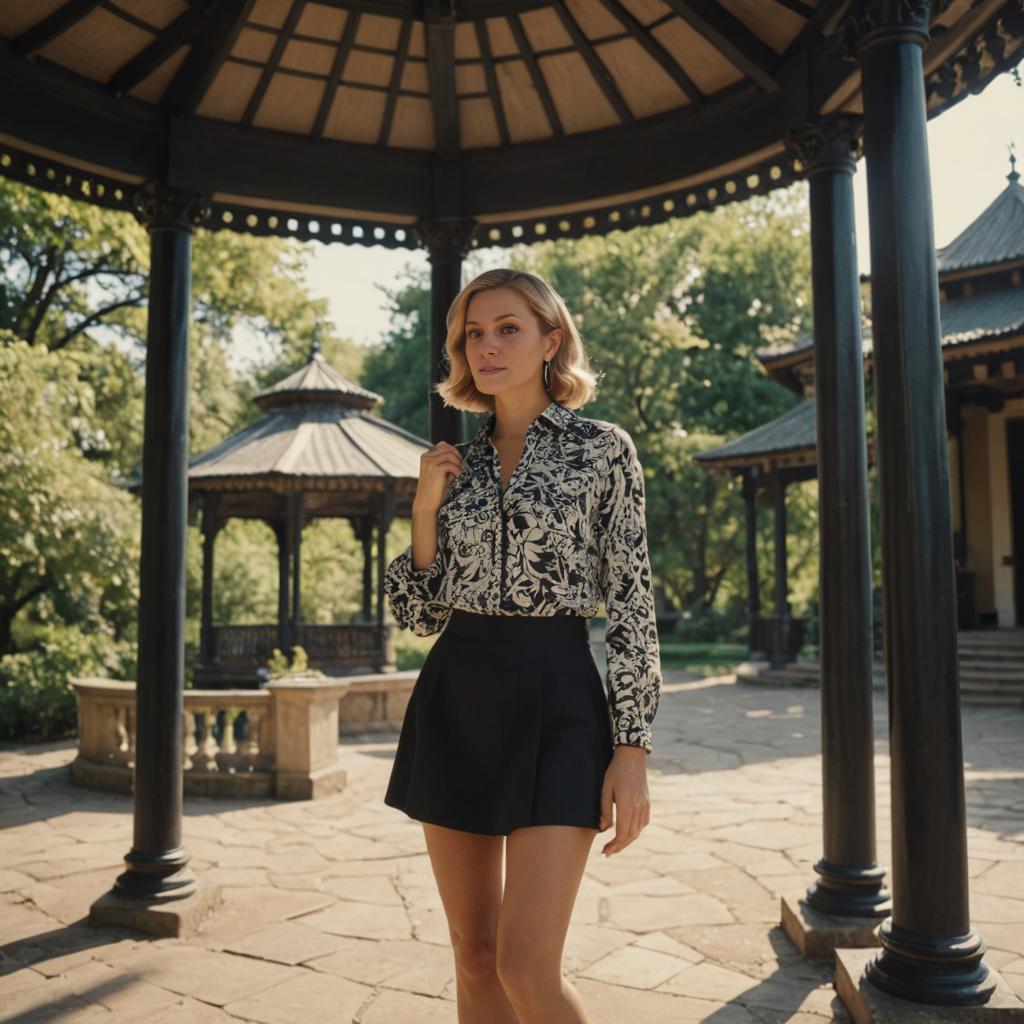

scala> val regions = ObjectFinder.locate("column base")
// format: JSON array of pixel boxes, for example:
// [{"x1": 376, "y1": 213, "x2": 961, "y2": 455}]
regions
[
  {"x1": 89, "y1": 878, "x2": 222, "y2": 939},
  {"x1": 781, "y1": 892, "x2": 885, "y2": 960},
  {"x1": 836, "y1": 948, "x2": 1024, "y2": 1022}
]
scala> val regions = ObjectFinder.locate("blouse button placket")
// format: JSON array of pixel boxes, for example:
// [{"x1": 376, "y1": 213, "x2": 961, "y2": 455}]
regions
[{"x1": 489, "y1": 422, "x2": 543, "y2": 613}]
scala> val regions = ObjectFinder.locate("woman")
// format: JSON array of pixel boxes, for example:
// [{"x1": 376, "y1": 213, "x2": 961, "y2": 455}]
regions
[{"x1": 383, "y1": 268, "x2": 662, "y2": 1023}]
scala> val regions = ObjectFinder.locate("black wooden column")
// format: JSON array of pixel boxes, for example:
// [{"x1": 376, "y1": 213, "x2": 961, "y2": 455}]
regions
[
  {"x1": 377, "y1": 491, "x2": 395, "y2": 627},
  {"x1": 853, "y1": 0, "x2": 994, "y2": 1005},
  {"x1": 360, "y1": 517, "x2": 373, "y2": 620},
  {"x1": 290, "y1": 491, "x2": 304, "y2": 643},
  {"x1": 198, "y1": 493, "x2": 219, "y2": 668},
  {"x1": 273, "y1": 518, "x2": 290, "y2": 654},
  {"x1": 771, "y1": 471, "x2": 790, "y2": 667},
  {"x1": 741, "y1": 469, "x2": 761, "y2": 655},
  {"x1": 788, "y1": 117, "x2": 889, "y2": 919},
  {"x1": 412, "y1": 217, "x2": 477, "y2": 444},
  {"x1": 114, "y1": 183, "x2": 209, "y2": 900}
]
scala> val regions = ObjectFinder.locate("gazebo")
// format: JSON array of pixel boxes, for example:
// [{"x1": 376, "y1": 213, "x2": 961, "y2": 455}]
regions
[
  {"x1": 126, "y1": 340, "x2": 430, "y2": 684},
  {"x1": 699, "y1": 160, "x2": 1024, "y2": 686},
  {"x1": 3, "y1": 1, "x2": 1024, "y2": 1014},
  {"x1": 694, "y1": 397, "x2": 823, "y2": 666}
]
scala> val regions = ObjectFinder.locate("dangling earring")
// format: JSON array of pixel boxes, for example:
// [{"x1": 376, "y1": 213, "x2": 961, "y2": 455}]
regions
[{"x1": 543, "y1": 360, "x2": 551, "y2": 390}]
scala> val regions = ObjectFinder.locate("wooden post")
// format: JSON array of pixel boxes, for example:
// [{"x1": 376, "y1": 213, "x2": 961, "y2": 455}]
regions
[
  {"x1": 771, "y1": 470, "x2": 790, "y2": 667},
  {"x1": 789, "y1": 116, "x2": 889, "y2": 922},
  {"x1": 853, "y1": 0, "x2": 994, "y2": 1005},
  {"x1": 199, "y1": 493, "x2": 218, "y2": 667},
  {"x1": 742, "y1": 469, "x2": 761, "y2": 656},
  {"x1": 360, "y1": 517, "x2": 373, "y2": 620},
  {"x1": 413, "y1": 216, "x2": 476, "y2": 444},
  {"x1": 290, "y1": 491, "x2": 304, "y2": 645},
  {"x1": 274, "y1": 518, "x2": 290, "y2": 655},
  {"x1": 113, "y1": 182, "x2": 209, "y2": 901}
]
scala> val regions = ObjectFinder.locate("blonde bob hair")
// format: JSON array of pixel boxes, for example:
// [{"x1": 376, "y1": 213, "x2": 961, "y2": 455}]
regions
[{"x1": 435, "y1": 268, "x2": 599, "y2": 414}]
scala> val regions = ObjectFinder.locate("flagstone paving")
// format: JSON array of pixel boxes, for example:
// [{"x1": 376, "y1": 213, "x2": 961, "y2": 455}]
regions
[{"x1": 1, "y1": 672, "x2": 1022, "y2": 1022}]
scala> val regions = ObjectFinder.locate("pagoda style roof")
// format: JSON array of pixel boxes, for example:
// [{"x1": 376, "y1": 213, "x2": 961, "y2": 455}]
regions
[
  {"x1": 0, "y1": 1, "x2": 1019, "y2": 248},
  {"x1": 693, "y1": 395, "x2": 883, "y2": 473},
  {"x1": 185, "y1": 402, "x2": 428, "y2": 490},
  {"x1": 252, "y1": 340, "x2": 381, "y2": 411},
  {"x1": 936, "y1": 168, "x2": 1024, "y2": 274},
  {"x1": 693, "y1": 398, "x2": 815, "y2": 469},
  {"x1": 756, "y1": 164, "x2": 1024, "y2": 383},
  {"x1": 125, "y1": 344, "x2": 431, "y2": 498},
  {"x1": 759, "y1": 287, "x2": 1024, "y2": 371}
]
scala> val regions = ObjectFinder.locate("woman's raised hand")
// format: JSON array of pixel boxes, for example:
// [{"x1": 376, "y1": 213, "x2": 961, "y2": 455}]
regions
[{"x1": 413, "y1": 441, "x2": 464, "y2": 513}]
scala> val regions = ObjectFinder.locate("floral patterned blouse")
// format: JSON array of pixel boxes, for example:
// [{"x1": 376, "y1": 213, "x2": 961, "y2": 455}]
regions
[{"x1": 384, "y1": 398, "x2": 662, "y2": 753}]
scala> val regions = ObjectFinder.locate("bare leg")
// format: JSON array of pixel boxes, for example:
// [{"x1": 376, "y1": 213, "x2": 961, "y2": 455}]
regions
[
  {"x1": 422, "y1": 822, "x2": 519, "y2": 1024},
  {"x1": 496, "y1": 824, "x2": 597, "y2": 1023}
]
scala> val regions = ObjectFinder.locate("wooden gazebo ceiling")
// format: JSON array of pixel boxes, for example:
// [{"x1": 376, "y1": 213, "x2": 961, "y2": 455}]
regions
[{"x1": 0, "y1": 0, "x2": 1021, "y2": 249}]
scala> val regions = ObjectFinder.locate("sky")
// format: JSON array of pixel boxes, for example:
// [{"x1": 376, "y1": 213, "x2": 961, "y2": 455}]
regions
[{"x1": 285, "y1": 61, "x2": 1024, "y2": 365}]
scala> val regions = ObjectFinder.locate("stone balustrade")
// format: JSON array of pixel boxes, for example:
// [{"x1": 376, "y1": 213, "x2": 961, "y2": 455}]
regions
[{"x1": 71, "y1": 674, "x2": 353, "y2": 800}]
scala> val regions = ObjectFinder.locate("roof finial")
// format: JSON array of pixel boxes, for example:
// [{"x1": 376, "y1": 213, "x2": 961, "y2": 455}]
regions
[
  {"x1": 309, "y1": 338, "x2": 322, "y2": 360},
  {"x1": 1009, "y1": 141, "x2": 1020, "y2": 184}
]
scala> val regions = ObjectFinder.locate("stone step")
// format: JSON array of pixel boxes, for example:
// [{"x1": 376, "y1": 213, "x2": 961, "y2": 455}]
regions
[
  {"x1": 738, "y1": 659, "x2": 1024, "y2": 706},
  {"x1": 958, "y1": 663, "x2": 1024, "y2": 679}
]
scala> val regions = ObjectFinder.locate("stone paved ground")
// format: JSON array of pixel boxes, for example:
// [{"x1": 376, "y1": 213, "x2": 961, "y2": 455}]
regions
[{"x1": 1, "y1": 673, "x2": 1022, "y2": 1023}]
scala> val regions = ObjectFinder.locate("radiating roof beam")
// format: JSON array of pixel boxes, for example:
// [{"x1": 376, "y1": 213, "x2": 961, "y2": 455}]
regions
[
  {"x1": 13, "y1": 0, "x2": 101, "y2": 58},
  {"x1": 663, "y1": 0, "x2": 781, "y2": 94}
]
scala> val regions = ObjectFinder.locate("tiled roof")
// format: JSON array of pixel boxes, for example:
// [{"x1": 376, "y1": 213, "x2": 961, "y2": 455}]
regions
[
  {"x1": 185, "y1": 405, "x2": 429, "y2": 483},
  {"x1": 693, "y1": 399, "x2": 815, "y2": 464},
  {"x1": 937, "y1": 177, "x2": 1024, "y2": 273},
  {"x1": 756, "y1": 288, "x2": 1024, "y2": 366},
  {"x1": 122, "y1": 346, "x2": 427, "y2": 491}
]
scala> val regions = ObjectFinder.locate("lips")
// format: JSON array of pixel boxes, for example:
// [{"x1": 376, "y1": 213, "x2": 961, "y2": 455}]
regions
[{"x1": 479, "y1": 367, "x2": 504, "y2": 374}]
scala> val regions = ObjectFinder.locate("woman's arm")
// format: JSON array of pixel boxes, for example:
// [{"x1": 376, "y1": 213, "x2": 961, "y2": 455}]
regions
[{"x1": 595, "y1": 427, "x2": 662, "y2": 754}]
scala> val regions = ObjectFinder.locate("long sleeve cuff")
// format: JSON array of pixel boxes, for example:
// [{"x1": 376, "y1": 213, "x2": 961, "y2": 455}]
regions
[{"x1": 384, "y1": 544, "x2": 450, "y2": 636}]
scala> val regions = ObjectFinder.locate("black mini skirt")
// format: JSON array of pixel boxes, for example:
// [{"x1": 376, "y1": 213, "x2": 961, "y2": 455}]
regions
[{"x1": 384, "y1": 609, "x2": 615, "y2": 836}]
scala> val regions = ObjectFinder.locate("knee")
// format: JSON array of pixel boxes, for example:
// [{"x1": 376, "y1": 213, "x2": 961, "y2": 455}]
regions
[
  {"x1": 495, "y1": 944, "x2": 559, "y2": 1006},
  {"x1": 451, "y1": 931, "x2": 499, "y2": 981}
]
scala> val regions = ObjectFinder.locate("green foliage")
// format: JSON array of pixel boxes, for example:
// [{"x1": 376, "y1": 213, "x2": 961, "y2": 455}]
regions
[
  {"x1": 0, "y1": 336, "x2": 140, "y2": 658},
  {"x1": 0, "y1": 178, "x2": 365, "y2": 736},
  {"x1": 0, "y1": 622, "x2": 134, "y2": 740},
  {"x1": 359, "y1": 261, "x2": 445, "y2": 440},
  {"x1": 266, "y1": 644, "x2": 324, "y2": 679}
]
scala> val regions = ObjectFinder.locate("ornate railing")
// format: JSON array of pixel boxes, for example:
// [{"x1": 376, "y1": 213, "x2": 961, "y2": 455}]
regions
[
  {"x1": 71, "y1": 675, "x2": 359, "y2": 800},
  {"x1": 211, "y1": 622, "x2": 394, "y2": 671}
]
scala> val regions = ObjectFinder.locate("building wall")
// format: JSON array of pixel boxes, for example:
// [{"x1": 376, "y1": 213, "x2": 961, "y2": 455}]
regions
[
  {"x1": 961, "y1": 405, "x2": 995, "y2": 616},
  {"x1": 988, "y1": 398, "x2": 1024, "y2": 627}
]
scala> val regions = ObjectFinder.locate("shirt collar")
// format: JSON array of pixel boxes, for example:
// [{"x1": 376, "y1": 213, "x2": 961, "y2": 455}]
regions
[{"x1": 467, "y1": 398, "x2": 575, "y2": 450}]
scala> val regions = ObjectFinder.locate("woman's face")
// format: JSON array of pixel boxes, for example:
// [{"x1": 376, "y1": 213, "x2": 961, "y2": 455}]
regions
[{"x1": 463, "y1": 286, "x2": 560, "y2": 398}]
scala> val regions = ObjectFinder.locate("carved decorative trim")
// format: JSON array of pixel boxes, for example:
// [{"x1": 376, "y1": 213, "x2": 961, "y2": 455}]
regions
[
  {"x1": 412, "y1": 217, "x2": 478, "y2": 258},
  {"x1": 131, "y1": 181, "x2": 212, "y2": 232},
  {"x1": 786, "y1": 115, "x2": 864, "y2": 174},
  {"x1": 845, "y1": 0, "x2": 953, "y2": 54}
]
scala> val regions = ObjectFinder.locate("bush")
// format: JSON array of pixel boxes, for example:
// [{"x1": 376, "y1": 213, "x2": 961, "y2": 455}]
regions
[
  {"x1": 0, "y1": 623, "x2": 133, "y2": 741},
  {"x1": 266, "y1": 644, "x2": 324, "y2": 679}
]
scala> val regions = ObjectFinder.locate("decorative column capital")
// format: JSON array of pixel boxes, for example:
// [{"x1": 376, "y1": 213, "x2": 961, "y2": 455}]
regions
[
  {"x1": 843, "y1": 0, "x2": 952, "y2": 55},
  {"x1": 412, "y1": 216, "x2": 478, "y2": 261},
  {"x1": 786, "y1": 115, "x2": 863, "y2": 176},
  {"x1": 132, "y1": 181, "x2": 212, "y2": 233}
]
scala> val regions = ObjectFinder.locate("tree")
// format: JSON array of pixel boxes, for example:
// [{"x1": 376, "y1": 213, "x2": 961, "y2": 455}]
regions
[
  {"x1": 359, "y1": 261, "x2": 439, "y2": 439},
  {"x1": 0, "y1": 336, "x2": 140, "y2": 658}
]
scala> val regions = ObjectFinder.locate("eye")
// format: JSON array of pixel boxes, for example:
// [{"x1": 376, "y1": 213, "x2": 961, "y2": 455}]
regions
[{"x1": 466, "y1": 324, "x2": 519, "y2": 339}]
